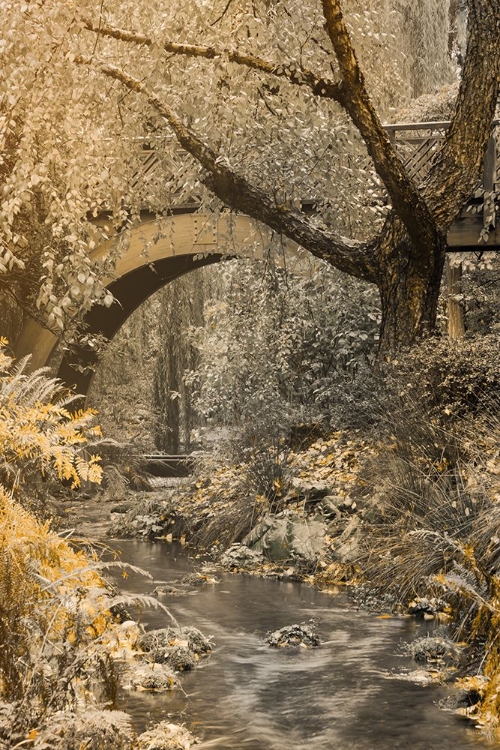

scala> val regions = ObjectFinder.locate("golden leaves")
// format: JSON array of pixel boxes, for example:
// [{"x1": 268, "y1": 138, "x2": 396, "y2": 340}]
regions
[{"x1": 0, "y1": 345, "x2": 102, "y2": 491}]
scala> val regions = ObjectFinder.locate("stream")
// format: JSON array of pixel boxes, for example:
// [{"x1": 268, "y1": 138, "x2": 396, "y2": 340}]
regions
[{"x1": 106, "y1": 538, "x2": 498, "y2": 749}]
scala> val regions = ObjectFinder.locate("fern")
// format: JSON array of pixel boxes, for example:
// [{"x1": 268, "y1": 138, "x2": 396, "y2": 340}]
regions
[{"x1": 0, "y1": 342, "x2": 102, "y2": 494}]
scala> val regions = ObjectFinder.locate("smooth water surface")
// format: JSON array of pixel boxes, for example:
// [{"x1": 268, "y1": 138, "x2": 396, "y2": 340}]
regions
[{"x1": 108, "y1": 539, "x2": 498, "y2": 749}]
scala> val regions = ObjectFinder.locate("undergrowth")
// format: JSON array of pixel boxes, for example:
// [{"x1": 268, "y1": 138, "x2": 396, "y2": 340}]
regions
[
  {"x1": 360, "y1": 396, "x2": 500, "y2": 736},
  {"x1": 0, "y1": 489, "x2": 119, "y2": 742},
  {"x1": 0, "y1": 342, "x2": 121, "y2": 746}
]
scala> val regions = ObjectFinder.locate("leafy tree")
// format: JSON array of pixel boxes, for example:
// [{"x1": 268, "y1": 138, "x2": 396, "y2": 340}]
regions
[
  {"x1": 1, "y1": 1, "x2": 498, "y2": 351},
  {"x1": 153, "y1": 274, "x2": 205, "y2": 454},
  {"x1": 0, "y1": 0, "x2": 154, "y2": 334},
  {"x1": 75, "y1": 0, "x2": 498, "y2": 351},
  {"x1": 186, "y1": 259, "x2": 380, "y2": 429}
]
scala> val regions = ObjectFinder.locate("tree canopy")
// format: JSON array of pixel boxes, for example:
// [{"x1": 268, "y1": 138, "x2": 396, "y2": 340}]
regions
[{"x1": 1, "y1": 0, "x2": 499, "y2": 349}]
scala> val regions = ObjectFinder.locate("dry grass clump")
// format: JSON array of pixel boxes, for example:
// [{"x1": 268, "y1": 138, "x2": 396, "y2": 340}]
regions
[
  {"x1": 360, "y1": 400, "x2": 500, "y2": 737},
  {"x1": 188, "y1": 472, "x2": 262, "y2": 551}
]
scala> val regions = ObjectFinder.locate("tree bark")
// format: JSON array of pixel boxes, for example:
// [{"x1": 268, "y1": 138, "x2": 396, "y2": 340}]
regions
[{"x1": 375, "y1": 225, "x2": 446, "y2": 351}]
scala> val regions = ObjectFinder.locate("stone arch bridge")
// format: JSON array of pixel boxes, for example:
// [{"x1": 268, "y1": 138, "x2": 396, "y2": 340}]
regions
[
  {"x1": 13, "y1": 120, "x2": 500, "y2": 395},
  {"x1": 14, "y1": 212, "x2": 308, "y2": 394}
]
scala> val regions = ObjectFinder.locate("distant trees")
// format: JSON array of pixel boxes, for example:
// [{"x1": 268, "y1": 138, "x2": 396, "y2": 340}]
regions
[
  {"x1": 186, "y1": 260, "x2": 379, "y2": 430},
  {"x1": 153, "y1": 275, "x2": 204, "y2": 454}
]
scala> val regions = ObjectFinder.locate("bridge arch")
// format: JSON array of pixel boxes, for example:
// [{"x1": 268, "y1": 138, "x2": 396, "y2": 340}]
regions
[{"x1": 14, "y1": 212, "x2": 303, "y2": 395}]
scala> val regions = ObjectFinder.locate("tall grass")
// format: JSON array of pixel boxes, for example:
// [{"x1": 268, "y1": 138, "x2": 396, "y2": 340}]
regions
[{"x1": 359, "y1": 397, "x2": 500, "y2": 734}]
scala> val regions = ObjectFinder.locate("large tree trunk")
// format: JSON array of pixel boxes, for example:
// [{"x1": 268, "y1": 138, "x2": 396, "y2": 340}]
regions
[{"x1": 376, "y1": 230, "x2": 446, "y2": 351}]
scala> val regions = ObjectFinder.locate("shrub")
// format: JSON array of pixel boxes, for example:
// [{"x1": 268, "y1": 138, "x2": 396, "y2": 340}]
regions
[
  {"x1": 186, "y1": 260, "x2": 379, "y2": 432},
  {"x1": 389, "y1": 334, "x2": 500, "y2": 419}
]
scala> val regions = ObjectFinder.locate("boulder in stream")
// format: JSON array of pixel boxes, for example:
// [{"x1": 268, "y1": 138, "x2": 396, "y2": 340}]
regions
[
  {"x1": 267, "y1": 623, "x2": 320, "y2": 648},
  {"x1": 243, "y1": 511, "x2": 325, "y2": 563},
  {"x1": 407, "y1": 596, "x2": 449, "y2": 619},
  {"x1": 406, "y1": 635, "x2": 460, "y2": 665},
  {"x1": 220, "y1": 543, "x2": 265, "y2": 569},
  {"x1": 136, "y1": 721, "x2": 198, "y2": 749},
  {"x1": 153, "y1": 571, "x2": 219, "y2": 596},
  {"x1": 137, "y1": 626, "x2": 212, "y2": 669}
]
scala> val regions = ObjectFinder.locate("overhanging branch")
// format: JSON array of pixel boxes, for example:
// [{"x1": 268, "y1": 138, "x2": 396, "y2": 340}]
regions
[
  {"x1": 76, "y1": 57, "x2": 378, "y2": 283},
  {"x1": 81, "y1": 16, "x2": 344, "y2": 103}
]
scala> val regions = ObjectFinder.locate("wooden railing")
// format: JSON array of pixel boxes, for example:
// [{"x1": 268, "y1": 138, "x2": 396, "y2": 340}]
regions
[
  {"x1": 385, "y1": 119, "x2": 499, "y2": 187},
  {"x1": 129, "y1": 120, "x2": 500, "y2": 248}
]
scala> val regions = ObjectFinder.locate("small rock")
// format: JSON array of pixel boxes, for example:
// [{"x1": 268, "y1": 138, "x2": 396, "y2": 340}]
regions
[
  {"x1": 406, "y1": 635, "x2": 460, "y2": 665},
  {"x1": 136, "y1": 721, "x2": 198, "y2": 749},
  {"x1": 110, "y1": 503, "x2": 132, "y2": 514},
  {"x1": 290, "y1": 478, "x2": 330, "y2": 499},
  {"x1": 407, "y1": 597, "x2": 448, "y2": 618},
  {"x1": 267, "y1": 623, "x2": 319, "y2": 648},
  {"x1": 127, "y1": 663, "x2": 179, "y2": 692},
  {"x1": 220, "y1": 543, "x2": 265, "y2": 568},
  {"x1": 318, "y1": 496, "x2": 344, "y2": 518},
  {"x1": 440, "y1": 687, "x2": 482, "y2": 711}
]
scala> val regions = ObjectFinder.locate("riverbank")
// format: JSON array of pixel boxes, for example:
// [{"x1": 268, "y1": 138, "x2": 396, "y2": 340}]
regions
[
  {"x1": 88, "y1": 420, "x2": 500, "y2": 739},
  {"x1": 0, "y1": 491, "x2": 208, "y2": 750}
]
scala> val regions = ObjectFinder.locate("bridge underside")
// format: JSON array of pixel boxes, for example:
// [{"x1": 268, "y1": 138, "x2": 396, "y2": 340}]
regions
[{"x1": 57, "y1": 252, "x2": 224, "y2": 395}]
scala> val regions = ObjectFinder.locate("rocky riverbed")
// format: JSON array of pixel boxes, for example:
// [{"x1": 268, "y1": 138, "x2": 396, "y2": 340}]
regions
[{"x1": 51, "y1": 429, "x2": 496, "y2": 743}]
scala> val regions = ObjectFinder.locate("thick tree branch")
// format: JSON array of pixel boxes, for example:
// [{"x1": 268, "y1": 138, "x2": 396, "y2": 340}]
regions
[
  {"x1": 423, "y1": 0, "x2": 500, "y2": 228},
  {"x1": 321, "y1": 0, "x2": 442, "y2": 257},
  {"x1": 81, "y1": 16, "x2": 344, "y2": 103},
  {"x1": 76, "y1": 57, "x2": 377, "y2": 283}
]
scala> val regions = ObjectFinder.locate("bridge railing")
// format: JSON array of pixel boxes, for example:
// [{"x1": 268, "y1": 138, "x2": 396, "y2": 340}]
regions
[
  {"x1": 382, "y1": 120, "x2": 499, "y2": 232},
  {"x1": 127, "y1": 120, "x2": 499, "y2": 240}
]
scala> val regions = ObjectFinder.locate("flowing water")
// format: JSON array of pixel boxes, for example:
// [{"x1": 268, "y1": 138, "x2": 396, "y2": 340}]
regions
[{"x1": 108, "y1": 539, "x2": 498, "y2": 749}]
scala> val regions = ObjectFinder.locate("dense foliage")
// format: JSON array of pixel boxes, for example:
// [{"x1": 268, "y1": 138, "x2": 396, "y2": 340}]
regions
[
  {"x1": 187, "y1": 259, "x2": 380, "y2": 433},
  {"x1": 4, "y1": 0, "x2": 497, "y2": 353}
]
